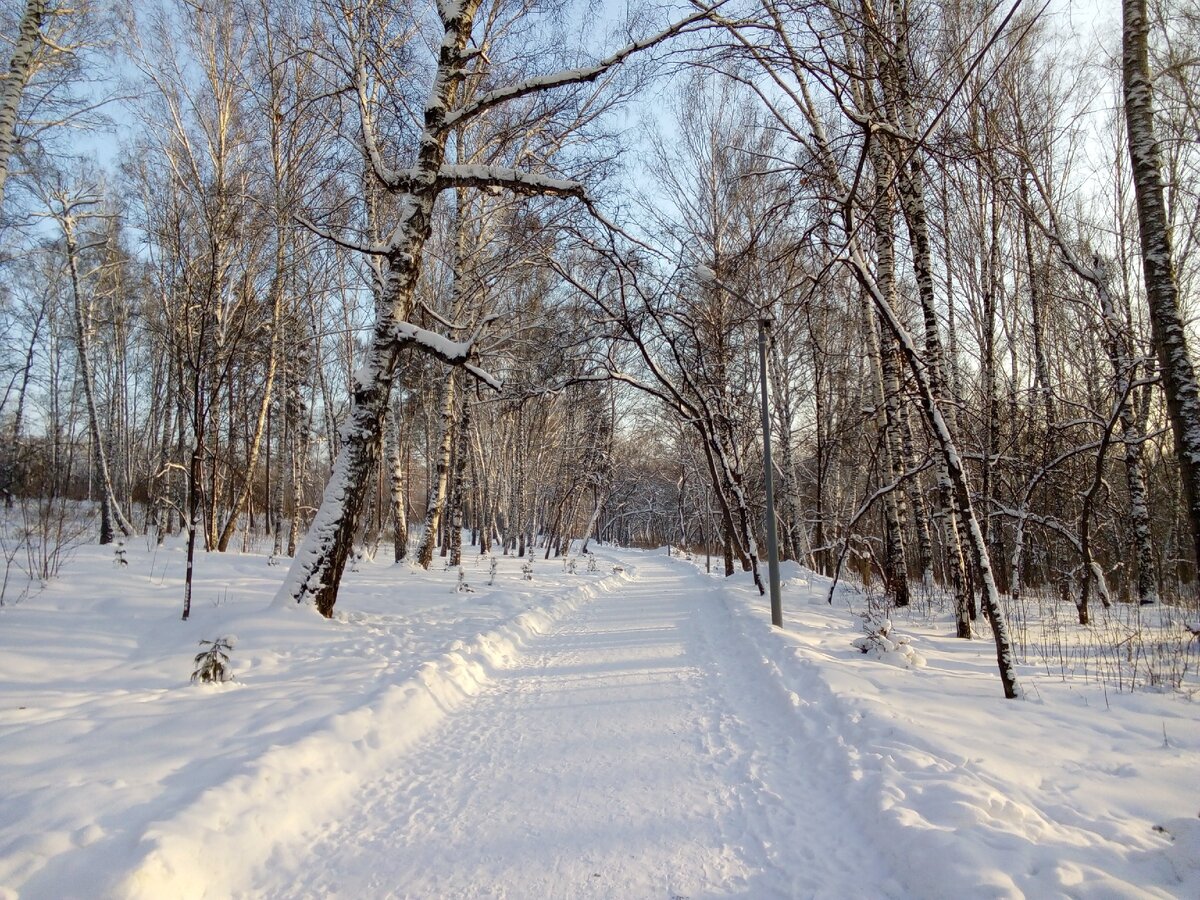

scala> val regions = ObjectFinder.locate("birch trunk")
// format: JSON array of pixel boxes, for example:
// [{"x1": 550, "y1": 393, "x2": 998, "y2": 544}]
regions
[
  {"x1": 850, "y1": 242, "x2": 1022, "y2": 698},
  {"x1": 216, "y1": 269, "x2": 282, "y2": 551},
  {"x1": 0, "y1": 0, "x2": 46, "y2": 210},
  {"x1": 274, "y1": 1, "x2": 476, "y2": 615},
  {"x1": 385, "y1": 404, "x2": 408, "y2": 562},
  {"x1": 448, "y1": 395, "x2": 470, "y2": 567},
  {"x1": 1123, "y1": 0, "x2": 1200, "y2": 582},
  {"x1": 896, "y1": 163, "x2": 971, "y2": 636},
  {"x1": 417, "y1": 372, "x2": 456, "y2": 569},
  {"x1": 61, "y1": 208, "x2": 135, "y2": 544},
  {"x1": 579, "y1": 485, "x2": 606, "y2": 554},
  {"x1": 1095, "y1": 257, "x2": 1159, "y2": 605},
  {"x1": 864, "y1": 153, "x2": 911, "y2": 607}
]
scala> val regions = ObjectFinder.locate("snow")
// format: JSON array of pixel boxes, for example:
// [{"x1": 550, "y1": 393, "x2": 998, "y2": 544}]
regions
[
  {"x1": 1, "y1": 541, "x2": 1197, "y2": 898},
  {"x1": 435, "y1": 165, "x2": 584, "y2": 197}
]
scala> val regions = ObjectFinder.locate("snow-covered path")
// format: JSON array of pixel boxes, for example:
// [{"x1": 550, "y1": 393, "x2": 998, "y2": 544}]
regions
[{"x1": 258, "y1": 556, "x2": 896, "y2": 899}]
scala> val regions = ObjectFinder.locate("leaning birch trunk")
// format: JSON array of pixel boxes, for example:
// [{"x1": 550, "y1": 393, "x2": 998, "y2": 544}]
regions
[
  {"x1": 849, "y1": 240, "x2": 1022, "y2": 699},
  {"x1": 1123, "y1": 0, "x2": 1200, "y2": 581},
  {"x1": 274, "y1": 3, "x2": 474, "y2": 615},
  {"x1": 0, "y1": 0, "x2": 46, "y2": 211},
  {"x1": 275, "y1": 0, "x2": 711, "y2": 615},
  {"x1": 283, "y1": 311, "x2": 403, "y2": 613},
  {"x1": 61, "y1": 207, "x2": 135, "y2": 544},
  {"x1": 579, "y1": 484, "x2": 606, "y2": 554}
]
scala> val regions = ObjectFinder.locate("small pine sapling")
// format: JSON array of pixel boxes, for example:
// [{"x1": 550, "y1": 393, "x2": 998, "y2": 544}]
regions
[
  {"x1": 456, "y1": 565, "x2": 473, "y2": 593},
  {"x1": 565, "y1": 556, "x2": 577, "y2": 575},
  {"x1": 191, "y1": 637, "x2": 235, "y2": 684},
  {"x1": 587, "y1": 553, "x2": 597, "y2": 573},
  {"x1": 488, "y1": 555, "x2": 498, "y2": 585},
  {"x1": 113, "y1": 541, "x2": 128, "y2": 567},
  {"x1": 521, "y1": 559, "x2": 534, "y2": 581},
  {"x1": 852, "y1": 614, "x2": 924, "y2": 668}
]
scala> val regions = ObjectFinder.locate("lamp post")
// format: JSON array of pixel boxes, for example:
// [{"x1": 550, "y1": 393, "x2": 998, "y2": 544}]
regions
[
  {"x1": 692, "y1": 263, "x2": 783, "y2": 628},
  {"x1": 757, "y1": 316, "x2": 783, "y2": 628}
]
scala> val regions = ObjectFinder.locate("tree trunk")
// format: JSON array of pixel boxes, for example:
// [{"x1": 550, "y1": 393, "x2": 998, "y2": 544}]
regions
[
  {"x1": 61, "y1": 208, "x2": 135, "y2": 544},
  {"x1": 448, "y1": 395, "x2": 470, "y2": 567},
  {"x1": 385, "y1": 403, "x2": 408, "y2": 562},
  {"x1": 849, "y1": 237, "x2": 1021, "y2": 698},
  {"x1": 417, "y1": 372, "x2": 456, "y2": 569},
  {"x1": 896, "y1": 159, "x2": 972, "y2": 636},
  {"x1": 273, "y1": 2, "x2": 478, "y2": 615},
  {"x1": 0, "y1": 0, "x2": 46, "y2": 210},
  {"x1": 1123, "y1": 0, "x2": 1200, "y2": 583}
]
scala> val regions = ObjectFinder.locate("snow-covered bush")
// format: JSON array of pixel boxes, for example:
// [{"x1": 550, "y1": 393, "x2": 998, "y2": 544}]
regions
[
  {"x1": 488, "y1": 555, "x2": 498, "y2": 585},
  {"x1": 853, "y1": 616, "x2": 925, "y2": 668},
  {"x1": 587, "y1": 553, "x2": 597, "y2": 573},
  {"x1": 191, "y1": 637, "x2": 235, "y2": 684},
  {"x1": 113, "y1": 541, "x2": 128, "y2": 567}
]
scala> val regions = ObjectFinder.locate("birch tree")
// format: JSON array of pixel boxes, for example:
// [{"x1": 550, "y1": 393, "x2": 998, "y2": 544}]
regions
[
  {"x1": 278, "y1": 0, "x2": 721, "y2": 616},
  {"x1": 43, "y1": 180, "x2": 135, "y2": 544},
  {"x1": 1123, "y1": 0, "x2": 1200, "y2": 582}
]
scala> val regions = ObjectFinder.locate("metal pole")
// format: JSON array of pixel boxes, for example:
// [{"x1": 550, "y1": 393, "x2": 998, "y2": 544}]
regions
[{"x1": 758, "y1": 318, "x2": 783, "y2": 628}]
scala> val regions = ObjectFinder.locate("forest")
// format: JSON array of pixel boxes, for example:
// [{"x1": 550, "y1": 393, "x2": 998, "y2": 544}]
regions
[{"x1": 2, "y1": 0, "x2": 1199, "y2": 702}]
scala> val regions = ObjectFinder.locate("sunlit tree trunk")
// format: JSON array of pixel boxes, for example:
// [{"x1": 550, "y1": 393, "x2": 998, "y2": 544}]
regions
[
  {"x1": 1123, "y1": 0, "x2": 1200, "y2": 581},
  {"x1": 58, "y1": 197, "x2": 135, "y2": 545},
  {"x1": 0, "y1": 0, "x2": 46, "y2": 210}
]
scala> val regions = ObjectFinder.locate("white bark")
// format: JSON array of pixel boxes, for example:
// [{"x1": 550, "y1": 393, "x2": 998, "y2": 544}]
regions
[
  {"x1": 59, "y1": 201, "x2": 135, "y2": 543},
  {"x1": 0, "y1": 0, "x2": 46, "y2": 211},
  {"x1": 1123, "y1": 0, "x2": 1200, "y2": 584},
  {"x1": 277, "y1": 1, "x2": 708, "y2": 616}
]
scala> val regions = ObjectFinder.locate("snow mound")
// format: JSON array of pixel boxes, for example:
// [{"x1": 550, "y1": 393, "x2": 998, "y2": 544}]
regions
[
  {"x1": 852, "y1": 618, "x2": 926, "y2": 668},
  {"x1": 1156, "y1": 816, "x2": 1200, "y2": 882}
]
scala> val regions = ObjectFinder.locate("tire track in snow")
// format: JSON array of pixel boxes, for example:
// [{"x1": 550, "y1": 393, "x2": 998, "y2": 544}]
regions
[{"x1": 254, "y1": 555, "x2": 897, "y2": 899}]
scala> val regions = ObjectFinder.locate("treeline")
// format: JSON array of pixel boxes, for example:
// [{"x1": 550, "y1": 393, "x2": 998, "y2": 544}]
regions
[{"x1": 1, "y1": 0, "x2": 1197, "y2": 694}]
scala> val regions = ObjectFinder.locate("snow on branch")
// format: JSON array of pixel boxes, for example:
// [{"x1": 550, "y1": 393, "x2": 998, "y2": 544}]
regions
[
  {"x1": 435, "y1": 166, "x2": 586, "y2": 198},
  {"x1": 391, "y1": 321, "x2": 502, "y2": 391},
  {"x1": 440, "y1": 3, "x2": 728, "y2": 131}
]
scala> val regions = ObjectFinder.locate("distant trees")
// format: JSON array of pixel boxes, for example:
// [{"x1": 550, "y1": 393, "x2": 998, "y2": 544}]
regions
[{"x1": 1, "y1": 0, "x2": 1198, "y2": 698}]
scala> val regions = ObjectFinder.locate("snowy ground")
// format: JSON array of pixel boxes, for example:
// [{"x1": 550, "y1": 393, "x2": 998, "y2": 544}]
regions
[{"x1": 0, "y1": 539, "x2": 1197, "y2": 898}]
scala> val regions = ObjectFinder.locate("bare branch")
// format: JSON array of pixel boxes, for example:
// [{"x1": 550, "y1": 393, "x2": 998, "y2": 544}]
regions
[{"x1": 441, "y1": 3, "x2": 728, "y2": 131}]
